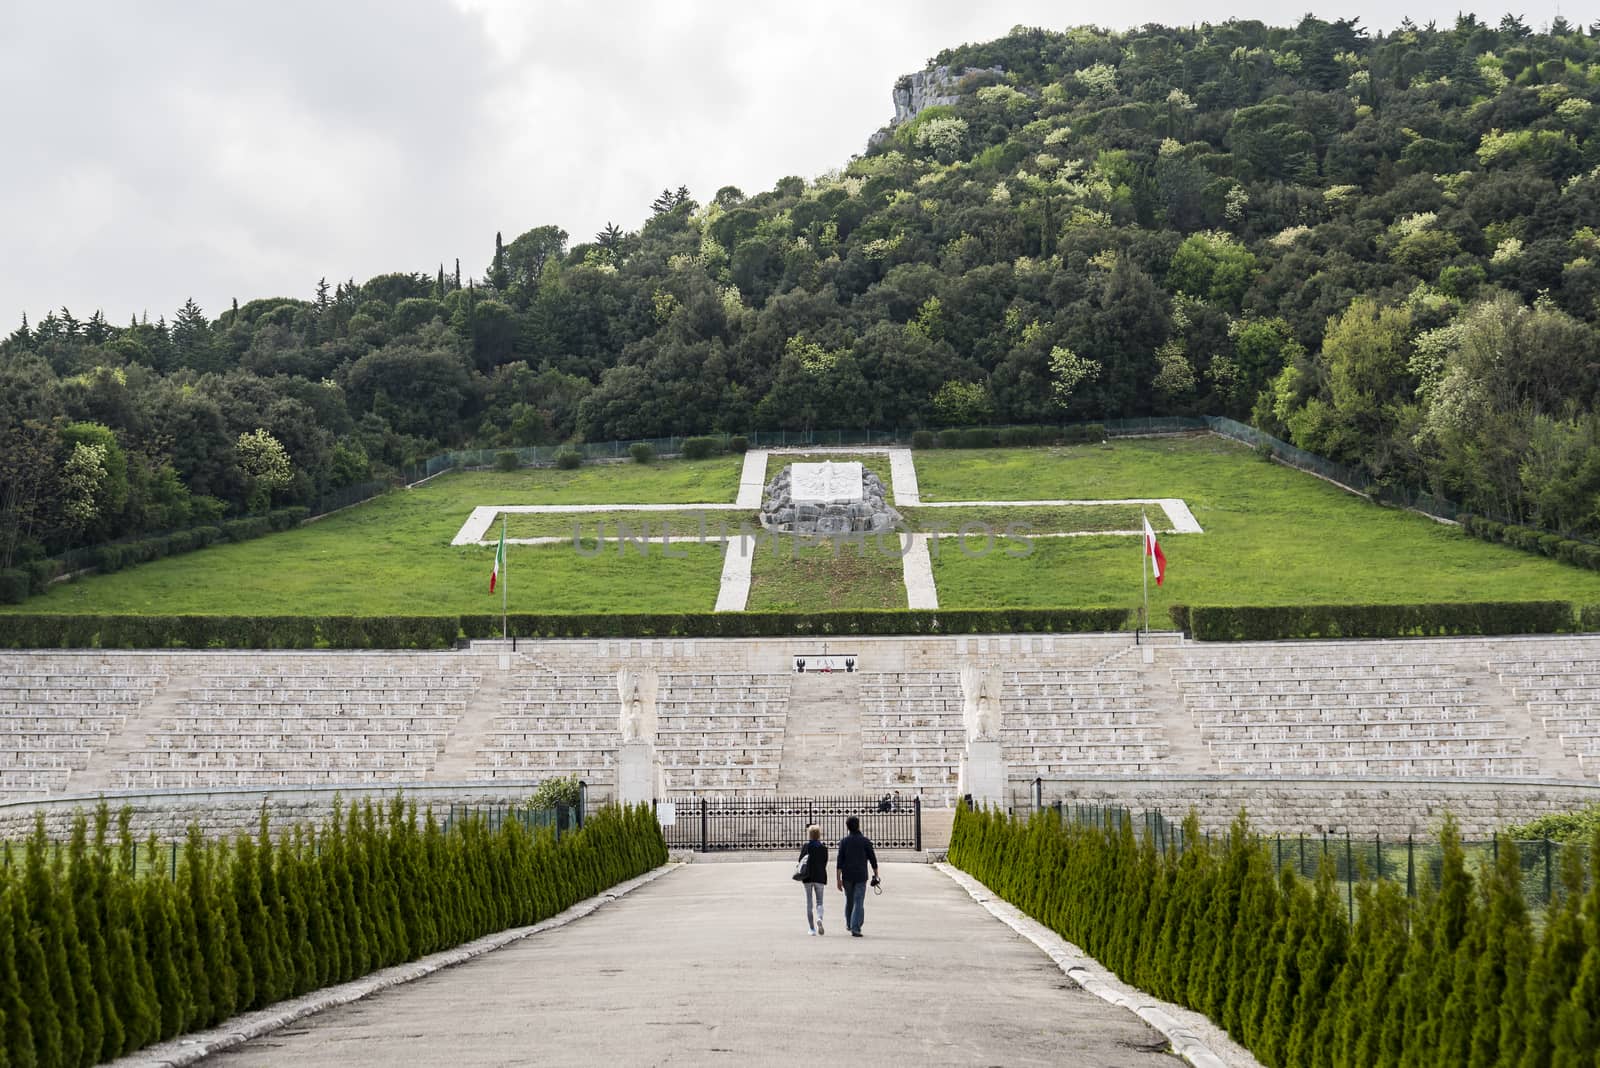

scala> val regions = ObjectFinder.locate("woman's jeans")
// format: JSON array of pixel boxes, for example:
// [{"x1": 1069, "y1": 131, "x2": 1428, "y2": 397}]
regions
[{"x1": 803, "y1": 882, "x2": 824, "y2": 930}]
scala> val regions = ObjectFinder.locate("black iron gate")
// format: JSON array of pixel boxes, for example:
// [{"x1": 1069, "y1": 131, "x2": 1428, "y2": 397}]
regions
[{"x1": 658, "y1": 795, "x2": 922, "y2": 852}]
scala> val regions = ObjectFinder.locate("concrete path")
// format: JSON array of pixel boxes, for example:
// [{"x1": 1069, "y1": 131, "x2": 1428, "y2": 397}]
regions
[
  {"x1": 888, "y1": 447, "x2": 920, "y2": 505},
  {"x1": 206, "y1": 862, "x2": 1176, "y2": 1067},
  {"x1": 714, "y1": 534, "x2": 756, "y2": 611},
  {"x1": 901, "y1": 533, "x2": 938, "y2": 609},
  {"x1": 736, "y1": 450, "x2": 769, "y2": 507}
]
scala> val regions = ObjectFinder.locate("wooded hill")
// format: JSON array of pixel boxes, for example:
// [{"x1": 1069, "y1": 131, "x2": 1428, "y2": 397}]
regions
[{"x1": 4, "y1": 14, "x2": 1600, "y2": 568}]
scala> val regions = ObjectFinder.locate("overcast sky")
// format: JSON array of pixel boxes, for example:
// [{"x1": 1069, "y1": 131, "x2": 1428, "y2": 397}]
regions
[{"x1": 0, "y1": 1, "x2": 1571, "y2": 328}]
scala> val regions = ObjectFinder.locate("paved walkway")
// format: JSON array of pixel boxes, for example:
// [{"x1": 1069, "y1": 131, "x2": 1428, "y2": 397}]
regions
[{"x1": 206, "y1": 862, "x2": 1176, "y2": 1067}]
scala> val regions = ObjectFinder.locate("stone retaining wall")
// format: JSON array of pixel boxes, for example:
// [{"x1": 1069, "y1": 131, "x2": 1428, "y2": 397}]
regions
[
  {"x1": 0, "y1": 780, "x2": 609, "y2": 842},
  {"x1": 1019, "y1": 775, "x2": 1600, "y2": 837}
]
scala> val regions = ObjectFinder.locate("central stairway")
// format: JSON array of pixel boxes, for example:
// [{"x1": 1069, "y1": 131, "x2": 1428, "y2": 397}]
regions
[{"x1": 777, "y1": 673, "x2": 865, "y2": 793}]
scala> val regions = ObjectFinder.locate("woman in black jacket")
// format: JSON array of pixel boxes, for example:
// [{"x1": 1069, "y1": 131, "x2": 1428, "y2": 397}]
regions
[{"x1": 799, "y1": 824, "x2": 828, "y2": 935}]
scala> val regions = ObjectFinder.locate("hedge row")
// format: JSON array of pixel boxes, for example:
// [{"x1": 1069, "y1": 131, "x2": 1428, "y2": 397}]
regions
[
  {"x1": 0, "y1": 615, "x2": 462, "y2": 650},
  {"x1": 1461, "y1": 514, "x2": 1600, "y2": 571},
  {"x1": 0, "y1": 508, "x2": 310, "y2": 607},
  {"x1": 1170, "y1": 601, "x2": 1582, "y2": 641},
  {"x1": 458, "y1": 607, "x2": 1134, "y2": 639},
  {"x1": 910, "y1": 424, "x2": 1107, "y2": 450},
  {"x1": 949, "y1": 804, "x2": 1600, "y2": 1068},
  {"x1": 0, "y1": 800, "x2": 666, "y2": 1067}
]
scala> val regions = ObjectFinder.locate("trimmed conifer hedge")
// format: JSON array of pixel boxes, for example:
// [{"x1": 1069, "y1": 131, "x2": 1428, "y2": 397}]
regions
[
  {"x1": 458, "y1": 607, "x2": 1134, "y2": 638},
  {"x1": 948, "y1": 804, "x2": 1600, "y2": 1068},
  {"x1": 0, "y1": 615, "x2": 462, "y2": 650},
  {"x1": 1171, "y1": 601, "x2": 1579, "y2": 640},
  {"x1": 0, "y1": 799, "x2": 666, "y2": 1066}
]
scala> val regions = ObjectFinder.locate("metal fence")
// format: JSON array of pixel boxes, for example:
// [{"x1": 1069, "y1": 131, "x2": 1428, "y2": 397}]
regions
[
  {"x1": 659, "y1": 794, "x2": 922, "y2": 852},
  {"x1": 1041, "y1": 801, "x2": 1593, "y2": 920}
]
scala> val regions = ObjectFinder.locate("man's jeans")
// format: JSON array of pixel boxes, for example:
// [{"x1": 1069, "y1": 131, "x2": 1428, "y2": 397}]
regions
[{"x1": 843, "y1": 880, "x2": 867, "y2": 933}]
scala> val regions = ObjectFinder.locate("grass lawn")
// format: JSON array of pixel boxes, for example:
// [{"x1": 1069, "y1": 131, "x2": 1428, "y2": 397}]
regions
[
  {"x1": 744, "y1": 536, "x2": 908, "y2": 612},
  {"x1": 6, "y1": 458, "x2": 739, "y2": 616},
  {"x1": 901, "y1": 503, "x2": 1146, "y2": 534},
  {"x1": 924, "y1": 435, "x2": 1600, "y2": 613},
  {"x1": 502, "y1": 508, "x2": 759, "y2": 540}
]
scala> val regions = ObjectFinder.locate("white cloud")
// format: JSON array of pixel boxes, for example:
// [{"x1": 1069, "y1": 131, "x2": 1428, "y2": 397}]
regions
[{"x1": 0, "y1": 0, "x2": 1569, "y2": 326}]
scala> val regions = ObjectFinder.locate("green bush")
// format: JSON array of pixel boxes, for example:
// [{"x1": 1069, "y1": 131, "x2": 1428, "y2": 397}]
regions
[
  {"x1": 937, "y1": 429, "x2": 964, "y2": 449},
  {"x1": 0, "y1": 801, "x2": 666, "y2": 1066},
  {"x1": 1538, "y1": 533, "x2": 1564, "y2": 558},
  {"x1": 727, "y1": 435, "x2": 748, "y2": 454},
  {"x1": 1181, "y1": 601, "x2": 1577, "y2": 640},
  {"x1": 948, "y1": 803, "x2": 1600, "y2": 1068},
  {"x1": 1503, "y1": 803, "x2": 1600, "y2": 842},
  {"x1": 959, "y1": 428, "x2": 997, "y2": 449},
  {"x1": 26, "y1": 557, "x2": 62, "y2": 593},
  {"x1": 910, "y1": 430, "x2": 937, "y2": 450},
  {"x1": 628, "y1": 443, "x2": 656, "y2": 464},
  {"x1": 494, "y1": 451, "x2": 520, "y2": 472},
  {"x1": 221, "y1": 517, "x2": 271, "y2": 543},
  {"x1": 529, "y1": 776, "x2": 584, "y2": 809},
  {"x1": 554, "y1": 449, "x2": 583, "y2": 470},
  {"x1": 680, "y1": 436, "x2": 721, "y2": 460},
  {"x1": 459, "y1": 606, "x2": 1133, "y2": 639},
  {"x1": 0, "y1": 569, "x2": 28, "y2": 604},
  {"x1": 998, "y1": 426, "x2": 1041, "y2": 447},
  {"x1": 0, "y1": 615, "x2": 462, "y2": 650}
]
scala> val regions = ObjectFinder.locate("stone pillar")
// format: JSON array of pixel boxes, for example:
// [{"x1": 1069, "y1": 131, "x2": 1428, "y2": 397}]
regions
[
  {"x1": 617, "y1": 741, "x2": 660, "y2": 805},
  {"x1": 959, "y1": 740, "x2": 1007, "y2": 809},
  {"x1": 958, "y1": 661, "x2": 1007, "y2": 808}
]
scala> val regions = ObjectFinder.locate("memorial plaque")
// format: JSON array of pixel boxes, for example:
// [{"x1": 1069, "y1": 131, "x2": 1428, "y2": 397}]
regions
[{"x1": 790, "y1": 460, "x2": 863, "y2": 502}]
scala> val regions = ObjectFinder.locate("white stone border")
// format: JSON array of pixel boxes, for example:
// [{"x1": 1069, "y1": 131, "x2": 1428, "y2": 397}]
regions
[
  {"x1": 937, "y1": 863, "x2": 1257, "y2": 1068},
  {"x1": 715, "y1": 535, "x2": 756, "y2": 612},
  {"x1": 108, "y1": 862, "x2": 683, "y2": 1068},
  {"x1": 452, "y1": 503, "x2": 748, "y2": 546},
  {"x1": 901, "y1": 533, "x2": 937, "y2": 609},
  {"x1": 913, "y1": 498, "x2": 1202, "y2": 534}
]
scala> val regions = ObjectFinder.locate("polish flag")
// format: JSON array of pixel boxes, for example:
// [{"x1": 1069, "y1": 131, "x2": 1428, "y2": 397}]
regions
[
  {"x1": 1143, "y1": 515, "x2": 1167, "y2": 587},
  {"x1": 490, "y1": 527, "x2": 505, "y2": 594}
]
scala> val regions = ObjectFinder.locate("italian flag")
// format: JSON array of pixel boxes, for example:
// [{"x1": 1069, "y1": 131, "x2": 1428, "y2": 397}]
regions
[
  {"x1": 1143, "y1": 514, "x2": 1167, "y2": 587},
  {"x1": 489, "y1": 527, "x2": 505, "y2": 594}
]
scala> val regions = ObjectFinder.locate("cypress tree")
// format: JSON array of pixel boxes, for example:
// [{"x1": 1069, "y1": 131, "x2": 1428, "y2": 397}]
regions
[
  {"x1": 0, "y1": 887, "x2": 36, "y2": 1068},
  {"x1": 1258, "y1": 868, "x2": 1312, "y2": 1065},
  {"x1": 89, "y1": 807, "x2": 124, "y2": 1058},
  {"x1": 1468, "y1": 837, "x2": 1532, "y2": 1064},
  {"x1": 1548, "y1": 823, "x2": 1599, "y2": 1065},
  {"x1": 1522, "y1": 840, "x2": 1587, "y2": 1067},
  {"x1": 140, "y1": 880, "x2": 188, "y2": 1041},
  {"x1": 1286, "y1": 858, "x2": 1349, "y2": 1068},
  {"x1": 24, "y1": 818, "x2": 80, "y2": 1067},
  {"x1": 1433, "y1": 826, "x2": 1482, "y2": 1068},
  {"x1": 63, "y1": 817, "x2": 106, "y2": 1065}
]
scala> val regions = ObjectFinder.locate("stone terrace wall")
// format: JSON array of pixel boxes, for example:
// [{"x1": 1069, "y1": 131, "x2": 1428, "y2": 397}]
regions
[
  {"x1": 0, "y1": 780, "x2": 593, "y2": 842},
  {"x1": 1026, "y1": 775, "x2": 1600, "y2": 837}
]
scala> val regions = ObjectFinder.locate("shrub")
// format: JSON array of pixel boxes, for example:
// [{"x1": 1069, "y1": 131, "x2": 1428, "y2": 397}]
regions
[
  {"x1": 554, "y1": 449, "x2": 583, "y2": 470},
  {"x1": 681, "y1": 436, "x2": 721, "y2": 460},
  {"x1": 727, "y1": 435, "x2": 748, "y2": 454},
  {"x1": 494, "y1": 451, "x2": 520, "y2": 472},
  {"x1": 221, "y1": 517, "x2": 271, "y2": 543},
  {"x1": 1183, "y1": 601, "x2": 1576, "y2": 641},
  {"x1": 25, "y1": 558, "x2": 61, "y2": 593},
  {"x1": 998, "y1": 426, "x2": 1041, "y2": 447},
  {"x1": 0, "y1": 569, "x2": 28, "y2": 604},
  {"x1": 937, "y1": 429, "x2": 965, "y2": 449},
  {"x1": 910, "y1": 430, "x2": 937, "y2": 450},
  {"x1": 629, "y1": 443, "x2": 656, "y2": 464},
  {"x1": 93, "y1": 544, "x2": 129, "y2": 573},
  {"x1": 1060, "y1": 423, "x2": 1107, "y2": 444},
  {"x1": 529, "y1": 776, "x2": 583, "y2": 810},
  {"x1": 1538, "y1": 533, "x2": 1564, "y2": 558}
]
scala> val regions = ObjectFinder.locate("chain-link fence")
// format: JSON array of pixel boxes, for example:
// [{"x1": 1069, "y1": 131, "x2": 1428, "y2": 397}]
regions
[{"x1": 1044, "y1": 801, "x2": 1592, "y2": 920}]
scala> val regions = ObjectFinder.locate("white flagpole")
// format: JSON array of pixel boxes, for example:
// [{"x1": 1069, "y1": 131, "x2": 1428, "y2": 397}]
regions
[
  {"x1": 501, "y1": 514, "x2": 508, "y2": 641},
  {"x1": 1140, "y1": 510, "x2": 1149, "y2": 641}
]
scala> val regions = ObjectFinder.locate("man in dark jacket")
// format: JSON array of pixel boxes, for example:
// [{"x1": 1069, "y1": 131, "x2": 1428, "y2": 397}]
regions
[{"x1": 834, "y1": 815, "x2": 880, "y2": 937}]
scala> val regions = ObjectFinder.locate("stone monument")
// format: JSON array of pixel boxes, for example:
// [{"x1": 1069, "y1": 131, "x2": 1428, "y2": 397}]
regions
[
  {"x1": 616, "y1": 667, "x2": 661, "y2": 804},
  {"x1": 760, "y1": 460, "x2": 903, "y2": 535},
  {"x1": 957, "y1": 663, "x2": 1007, "y2": 808}
]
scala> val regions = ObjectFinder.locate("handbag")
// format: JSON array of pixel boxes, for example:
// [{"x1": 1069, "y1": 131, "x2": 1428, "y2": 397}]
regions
[{"x1": 792, "y1": 849, "x2": 810, "y2": 882}]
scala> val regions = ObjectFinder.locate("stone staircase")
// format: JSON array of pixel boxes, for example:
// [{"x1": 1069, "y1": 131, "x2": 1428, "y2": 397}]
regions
[
  {"x1": 431, "y1": 665, "x2": 516, "y2": 781},
  {"x1": 777, "y1": 673, "x2": 866, "y2": 793},
  {"x1": 71, "y1": 674, "x2": 197, "y2": 794}
]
